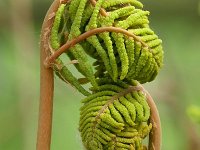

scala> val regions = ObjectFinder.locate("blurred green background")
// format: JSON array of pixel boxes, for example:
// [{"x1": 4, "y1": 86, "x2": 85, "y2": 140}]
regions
[{"x1": 0, "y1": 0, "x2": 200, "y2": 149}]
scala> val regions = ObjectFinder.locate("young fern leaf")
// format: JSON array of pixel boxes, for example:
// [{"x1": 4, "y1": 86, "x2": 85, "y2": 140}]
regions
[{"x1": 48, "y1": 0, "x2": 163, "y2": 149}]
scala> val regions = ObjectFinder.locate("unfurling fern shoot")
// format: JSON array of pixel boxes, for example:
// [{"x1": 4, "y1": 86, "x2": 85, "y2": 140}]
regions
[{"x1": 38, "y1": 0, "x2": 163, "y2": 149}]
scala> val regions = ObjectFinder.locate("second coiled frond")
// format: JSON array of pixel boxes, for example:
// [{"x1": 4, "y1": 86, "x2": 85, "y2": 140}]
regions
[{"x1": 80, "y1": 79, "x2": 152, "y2": 149}]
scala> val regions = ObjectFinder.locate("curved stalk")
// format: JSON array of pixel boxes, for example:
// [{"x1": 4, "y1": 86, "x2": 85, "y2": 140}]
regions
[
  {"x1": 44, "y1": 26, "x2": 151, "y2": 67},
  {"x1": 37, "y1": 0, "x2": 61, "y2": 150},
  {"x1": 139, "y1": 85, "x2": 162, "y2": 150}
]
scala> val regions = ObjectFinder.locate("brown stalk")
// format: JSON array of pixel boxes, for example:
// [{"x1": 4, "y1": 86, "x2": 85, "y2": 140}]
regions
[
  {"x1": 37, "y1": 0, "x2": 61, "y2": 150},
  {"x1": 37, "y1": 0, "x2": 161, "y2": 150},
  {"x1": 44, "y1": 26, "x2": 150, "y2": 67},
  {"x1": 139, "y1": 85, "x2": 162, "y2": 150}
]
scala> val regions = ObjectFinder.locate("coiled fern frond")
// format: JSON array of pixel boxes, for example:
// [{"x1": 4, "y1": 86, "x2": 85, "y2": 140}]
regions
[
  {"x1": 47, "y1": 0, "x2": 164, "y2": 149},
  {"x1": 80, "y1": 78, "x2": 152, "y2": 149}
]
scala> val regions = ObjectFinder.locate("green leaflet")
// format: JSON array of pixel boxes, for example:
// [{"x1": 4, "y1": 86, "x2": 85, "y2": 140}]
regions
[
  {"x1": 102, "y1": 0, "x2": 143, "y2": 9},
  {"x1": 68, "y1": 0, "x2": 81, "y2": 20},
  {"x1": 54, "y1": 59, "x2": 90, "y2": 96},
  {"x1": 112, "y1": 32, "x2": 129, "y2": 80},
  {"x1": 49, "y1": 0, "x2": 164, "y2": 149},
  {"x1": 68, "y1": 0, "x2": 98, "y2": 88},
  {"x1": 50, "y1": 4, "x2": 66, "y2": 49}
]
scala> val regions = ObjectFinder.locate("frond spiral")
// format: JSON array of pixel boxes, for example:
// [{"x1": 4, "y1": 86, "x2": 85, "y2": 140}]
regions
[
  {"x1": 48, "y1": 0, "x2": 163, "y2": 149},
  {"x1": 80, "y1": 79, "x2": 152, "y2": 149}
]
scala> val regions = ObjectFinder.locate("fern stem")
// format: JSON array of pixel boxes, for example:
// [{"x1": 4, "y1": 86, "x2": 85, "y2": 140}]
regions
[
  {"x1": 44, "y1": 26, "x2": 150, "y2": 68},
  {"x1": 37, "y1": 0, "x2": 61, "y2": 150},
  {"x1": 139, "y1": 85, "x2": 161, "y2": 150}
]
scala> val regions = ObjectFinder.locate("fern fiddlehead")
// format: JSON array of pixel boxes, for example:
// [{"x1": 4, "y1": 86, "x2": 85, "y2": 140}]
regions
[
  {"x1": 44, "y1": 0, "x2": 163, "y2": 149},
  {"x1": 80, "y1": 79, "x2": 152, "y2": 149}
]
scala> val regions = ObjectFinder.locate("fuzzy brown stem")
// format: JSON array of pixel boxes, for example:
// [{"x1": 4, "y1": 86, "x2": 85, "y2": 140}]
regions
[
  {"x1": 37, "y1": 0, "x2": 62, "y2": 150},
  {"x1": 44, "y1": 26, "x2": 150, "y2": 67}
]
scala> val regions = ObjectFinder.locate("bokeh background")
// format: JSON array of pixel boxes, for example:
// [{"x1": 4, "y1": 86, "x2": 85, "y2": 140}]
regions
[{"x1": 0, "y1": 0, "x2": 200, "y2": 149}]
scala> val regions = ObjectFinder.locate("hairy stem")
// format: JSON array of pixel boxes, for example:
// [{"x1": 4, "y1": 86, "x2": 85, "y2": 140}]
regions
[{"x1": 37, "y1": 0, "x2": 62, "y2": 149}]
